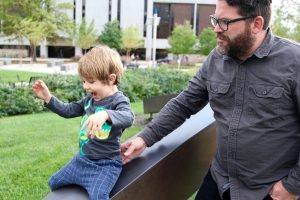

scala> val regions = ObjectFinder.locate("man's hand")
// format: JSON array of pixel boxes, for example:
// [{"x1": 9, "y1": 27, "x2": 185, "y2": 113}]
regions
[
  {"x1": 121, "y1": 137, "x2": 147, "y2": 164},
  {"x1": 32, "y1": 80, "x2": 52, "y2": 103},
  {"x1": 269, "y1": 180, "x2": 299, "y2": 200}
]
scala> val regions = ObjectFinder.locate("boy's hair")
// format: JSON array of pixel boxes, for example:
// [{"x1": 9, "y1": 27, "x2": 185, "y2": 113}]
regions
[
  {"x1": 224, "y1": 0, "x2": 272, "y2": 30},
  {"x1": 78, "y1": 45, "x2": 123, "y2": 85}
]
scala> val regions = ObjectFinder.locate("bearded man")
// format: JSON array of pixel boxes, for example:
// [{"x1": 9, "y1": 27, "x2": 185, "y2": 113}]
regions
[{"x1": 121, "y1": 0, "x2": 300, "y2": 199}]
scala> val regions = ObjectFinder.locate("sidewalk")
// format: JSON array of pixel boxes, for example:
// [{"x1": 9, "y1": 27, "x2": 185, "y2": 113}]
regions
[{"x1": 0, "y1": 62, "x2": 78, "y2": 75}]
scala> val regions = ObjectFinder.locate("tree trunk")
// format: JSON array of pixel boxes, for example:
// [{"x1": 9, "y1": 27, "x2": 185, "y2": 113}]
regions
[
  {"x1": 30, "y1": 43, "x2": 37, "y2": 63},
  {"x1": 17, "y1": 38, "x2": 23, "y2": 65}
]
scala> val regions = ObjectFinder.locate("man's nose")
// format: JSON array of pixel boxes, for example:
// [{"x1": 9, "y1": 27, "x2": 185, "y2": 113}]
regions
[{"x1": 214, "y1": 24, "x2": 223, "y2": 33}]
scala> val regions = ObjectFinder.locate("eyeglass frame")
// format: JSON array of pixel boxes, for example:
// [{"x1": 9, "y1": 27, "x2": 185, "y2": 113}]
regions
[{"x1": 209, "y1": 15, "x2": 254, "y2": 31}]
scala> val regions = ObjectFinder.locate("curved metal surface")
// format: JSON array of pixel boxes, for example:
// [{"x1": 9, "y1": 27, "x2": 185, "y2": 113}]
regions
[{"x1": 43, "y1": 105, "x2": 216, "y2": 200}]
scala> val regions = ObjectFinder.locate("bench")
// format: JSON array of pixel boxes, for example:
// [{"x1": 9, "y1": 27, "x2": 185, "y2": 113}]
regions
[
  {"x1": 143, "y1": 93, "x2": 178, "y2": 119},
  {"x1": 126, "y1": 64, "x2": 139, "y2": 69},
  {"x1": 47, "y1": 60, "x2": 64, "y2": 68},
  {"x1": 43, "y1": 105, "x2": 216, "y2": 200}
]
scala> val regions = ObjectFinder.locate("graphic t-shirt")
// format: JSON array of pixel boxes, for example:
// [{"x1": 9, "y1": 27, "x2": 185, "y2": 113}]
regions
[{"x1": 46, "y1": 91, "x2": 134, "y2": 160}]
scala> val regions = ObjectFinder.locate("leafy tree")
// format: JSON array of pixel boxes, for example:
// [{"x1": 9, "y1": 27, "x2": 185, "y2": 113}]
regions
[
  {"x1": 271, "y1": 0, "x2": 300, "y2": 42},
  {"x1": 19, "y1": 19, "x2": 48, "y2": 62},
  {"x1": 0, "y1": 0, "x2": 74, "y2": 61},
  {"x1": 198, "y1": 27, "x2": 216, "y2": 55},
  {"x1": 168, "y1": 21, "x2": 196, "y2": 65},
  {"x1": 99, "y1": 20, "x2": 122, "y2": 50},
  {"x1": 121, "y1": 25, "x2": 144, "y2": 57},
  {"x1": 74, "y1": 19, "x2": 98, "y2": 54}
]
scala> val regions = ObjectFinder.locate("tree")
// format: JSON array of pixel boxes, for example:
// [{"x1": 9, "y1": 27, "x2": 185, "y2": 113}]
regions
[
  {"x1": 99, "y1": 20, "x2": 122, "y2": 50},
  {"x1": 168, "y1": 21, "x2": 196, "y2": 65},
  {"x1": 74, "y1": 19, "x2": 98, "y2": 54},
  {"x1": 121, "y1": 25, "x2": 144, "y2": 58},
  {"x1": 0, "y1": 0, "x2": 74, "y2": 62},
  {"x1": 271, "y1": 0, "x2": 300, "y2": 43},
  {"x1": 19, "y1": 19, "x2": 48, "y2": 62},
  {"x1": 198, "y1": 27, "x2": 216, "y2": 55}
]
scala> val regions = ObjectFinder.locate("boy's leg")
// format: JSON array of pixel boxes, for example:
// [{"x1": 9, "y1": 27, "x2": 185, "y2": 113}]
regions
[
  {"x1": 48, "y1": 155, "x2": 79, "y2": 190},
  {"x1": 76, "y1": 157, "x2": 122, "y2": 200}
]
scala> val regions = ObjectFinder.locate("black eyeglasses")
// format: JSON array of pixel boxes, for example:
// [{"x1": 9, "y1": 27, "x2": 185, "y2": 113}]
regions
[{"x1": 209, "y1": 15, "x2": 253, "y2": 31}]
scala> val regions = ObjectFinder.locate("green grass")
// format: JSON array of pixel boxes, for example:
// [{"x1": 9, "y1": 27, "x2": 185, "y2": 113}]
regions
[
  {"x1": 0, "y1": 110, "x2": 143, "y2": 199},
  {"x1": 0, "y1": 70, "x2": 47, "y2": 83}
]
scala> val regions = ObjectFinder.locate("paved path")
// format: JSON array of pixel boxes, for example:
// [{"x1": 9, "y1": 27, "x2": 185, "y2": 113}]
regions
[{"x1": 0, "y1": 63, "x2": 78, "y2": 75}]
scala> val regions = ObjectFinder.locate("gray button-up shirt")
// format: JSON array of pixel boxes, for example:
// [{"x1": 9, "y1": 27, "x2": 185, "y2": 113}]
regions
[{"x1": 139, "y1": 29, "x2": 300, "y2": 199}]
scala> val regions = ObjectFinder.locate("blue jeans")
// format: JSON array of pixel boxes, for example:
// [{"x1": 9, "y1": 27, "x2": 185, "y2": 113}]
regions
[{"x1": 48, "y1": 154, "x2": 122, "y2": 200}]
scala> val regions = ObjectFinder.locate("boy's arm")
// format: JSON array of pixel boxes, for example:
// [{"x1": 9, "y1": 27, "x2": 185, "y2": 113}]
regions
[
  {"x1": 45, "y1": 96, "x2": 86, "y2": 118},
  {"x1": 32, "y1": 80, "x2": 52, "y2": 103},
  {"x1": 32, "y1": 80, "x2": 85, "y2": 118},
  {"x1": 106, "y1": 98, "x2": 134, "y2": 129}
]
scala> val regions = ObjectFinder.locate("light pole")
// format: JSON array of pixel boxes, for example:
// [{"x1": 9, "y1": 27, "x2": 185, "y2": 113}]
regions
[{"x1": 152, "y1": 13, "x2": 160, "y2": 67}]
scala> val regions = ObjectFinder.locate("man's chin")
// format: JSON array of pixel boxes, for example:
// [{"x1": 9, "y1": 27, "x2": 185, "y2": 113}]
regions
[{"x1": 216, "y1": 46, "x2": 227, "y2": 55}]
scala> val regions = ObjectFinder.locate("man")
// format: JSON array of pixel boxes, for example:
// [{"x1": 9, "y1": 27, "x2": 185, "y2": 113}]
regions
[{"x1": 121, "y1": 0, "x2": 300, "y2": 199}]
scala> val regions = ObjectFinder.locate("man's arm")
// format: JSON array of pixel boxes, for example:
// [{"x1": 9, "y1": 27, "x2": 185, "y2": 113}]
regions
[{"x1": 121, "y1": 62, "x2": 210, "y2": 163}]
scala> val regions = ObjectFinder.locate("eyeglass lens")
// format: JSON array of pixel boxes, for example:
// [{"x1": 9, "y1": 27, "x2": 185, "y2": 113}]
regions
[{"x1": 210, "y1": 16, "x2": 227, "y2": 30}]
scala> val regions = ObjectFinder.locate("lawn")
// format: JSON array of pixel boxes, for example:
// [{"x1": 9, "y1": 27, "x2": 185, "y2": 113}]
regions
[
  {"x1": 0, "y1": 69, "x2": 47, "y2": 83},
  {"x1": 0, "y1": 110, "x2": 144, "y2": 199}
]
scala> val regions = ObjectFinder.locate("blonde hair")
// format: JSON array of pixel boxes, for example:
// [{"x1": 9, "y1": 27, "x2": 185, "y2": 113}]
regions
[{"x1": 78, "y1": 45, "x2": 123, "y2": 85}]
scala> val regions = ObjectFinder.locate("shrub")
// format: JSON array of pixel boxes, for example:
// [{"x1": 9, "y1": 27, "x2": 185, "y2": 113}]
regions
[
  {"x1": 0, "y1": 83, "x2": 44, "y2": 117},
  {"x1": 0, "y1": 67, "x2": 192, "y2": 117},
  {"x1": 198, "y1": 27, "x2": 217, "y2": 55}
]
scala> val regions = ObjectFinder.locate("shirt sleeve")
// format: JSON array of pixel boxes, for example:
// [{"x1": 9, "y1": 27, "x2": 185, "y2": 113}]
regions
[
  {"x1": 106, "y1": 95, "x2": 134, "y2": 129},
  {"x1": 282, "y1": 58, "x2": 300, "y2": 196},
  {"x1": 138, "y1": 60, "x2": 210, "y2": 147},
  {"x1": 45, "y1": 96, "x2": 85, "y2": 118}
]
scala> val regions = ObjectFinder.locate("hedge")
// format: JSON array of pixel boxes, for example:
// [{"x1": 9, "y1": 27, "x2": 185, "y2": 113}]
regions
[{"x1": 0, "y1": 67, "x2": 192, "y2": 117}]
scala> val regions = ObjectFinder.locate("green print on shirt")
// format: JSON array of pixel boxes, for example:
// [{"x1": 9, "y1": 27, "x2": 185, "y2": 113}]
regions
[{"x1": 79, "y1": 105, "x2": 112, "y2": 156}]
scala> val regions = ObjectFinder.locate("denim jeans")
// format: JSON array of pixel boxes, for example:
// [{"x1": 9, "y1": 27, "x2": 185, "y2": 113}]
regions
[{"x1": 48, "y1": 154, "x2": 122, "y2": 200}]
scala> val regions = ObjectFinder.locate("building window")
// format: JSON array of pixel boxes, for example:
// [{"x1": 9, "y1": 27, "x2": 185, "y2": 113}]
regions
[
  {"x1": 143, "y1": 0, "x2": 147, "y2": 37},
  {"x1": 109, "y1": 0, "x2": 112, "y2": 21},
  {"x1": 73, "y1": 0, "x2": 76, "y2": 21},
  {"x1": 117, "y1": 0, "x2": 121, "y2": 22},
  {"x1": 154, "y1": 3, "x2": 194, "y2": 39},
  {"x1": 82, "y1": 0, "x2": 86, "y2": 18}
]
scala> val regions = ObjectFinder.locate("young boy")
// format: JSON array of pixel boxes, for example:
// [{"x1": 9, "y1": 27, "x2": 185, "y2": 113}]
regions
[{"x1": 32, "y1": 45, "x2": 134, "y2": 200}]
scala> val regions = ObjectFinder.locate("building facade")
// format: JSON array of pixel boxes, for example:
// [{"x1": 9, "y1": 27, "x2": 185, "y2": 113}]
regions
[{"x1": 0, "y1": 0, "x2": 216, "y2": 60}]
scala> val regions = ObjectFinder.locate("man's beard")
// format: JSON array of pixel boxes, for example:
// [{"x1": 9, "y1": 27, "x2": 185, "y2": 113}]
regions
[{"x1": 216, "y1": 24, "x2": 255, "y2": 59}]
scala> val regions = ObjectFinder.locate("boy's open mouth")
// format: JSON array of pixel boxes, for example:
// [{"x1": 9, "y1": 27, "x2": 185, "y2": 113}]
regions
[{"x1": 91, "y1": 92, "x2": 98, "y2": 100}]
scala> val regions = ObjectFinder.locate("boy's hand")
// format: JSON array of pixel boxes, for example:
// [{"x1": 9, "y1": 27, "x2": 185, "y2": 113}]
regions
[
  {"x1": 81, "y1": 111, "x2": 110, "y2": 139},
  {"x1": 32, "y1": 80, "x2": 52, "y2": 103}
]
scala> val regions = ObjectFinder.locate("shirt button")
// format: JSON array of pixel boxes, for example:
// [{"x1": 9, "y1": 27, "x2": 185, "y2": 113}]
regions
[{"x1": 262, "y1": 91, "x2": 267, "y2": 95}]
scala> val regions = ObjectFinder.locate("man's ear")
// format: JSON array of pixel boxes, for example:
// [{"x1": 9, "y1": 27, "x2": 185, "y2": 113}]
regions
[
  {"x1": 252, "y1": 16, "x2": 264, "y2": 34},
  {"x1": 109, "y1": 74, "x2": 117, "y2": 85}
]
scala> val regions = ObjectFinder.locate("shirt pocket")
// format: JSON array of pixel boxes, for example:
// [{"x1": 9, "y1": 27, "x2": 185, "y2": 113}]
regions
[
  {"x1": 249, "y1": 84, "x2": 284, "y2": 109},
  {"x1": 207, "y1": 81, "x2": 230, "y2": 97}
]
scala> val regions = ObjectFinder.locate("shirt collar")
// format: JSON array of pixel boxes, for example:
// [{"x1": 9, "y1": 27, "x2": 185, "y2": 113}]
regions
[{"x1": 253, "y1": 28, "x2": 273, "y2": 58}]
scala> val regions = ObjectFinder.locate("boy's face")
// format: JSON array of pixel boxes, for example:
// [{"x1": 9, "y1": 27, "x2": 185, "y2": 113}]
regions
[{"x1": 82, "y1": 78, "x2": 112, "y2": 101}]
